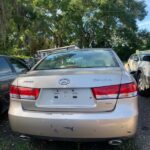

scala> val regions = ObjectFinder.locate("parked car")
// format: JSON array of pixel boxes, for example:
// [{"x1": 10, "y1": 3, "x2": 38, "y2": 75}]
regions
[
  {"x1": 0, "y1": 55, "x2": 29, "y2": 113},
  {"x1": 9, "y1": 49, "x2": 138, "y2": 144},
  {"x1": 128, "y1": 51, "x2": 150, "y2": 96}
]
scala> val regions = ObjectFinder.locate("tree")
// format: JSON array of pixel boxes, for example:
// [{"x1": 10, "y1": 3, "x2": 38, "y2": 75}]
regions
[
  {"x1": 0, "y1": 0, "x2": 148, "y2": 60},
  {"x1": 138, "y1": 30, "x2": 150, "y2": 50}
]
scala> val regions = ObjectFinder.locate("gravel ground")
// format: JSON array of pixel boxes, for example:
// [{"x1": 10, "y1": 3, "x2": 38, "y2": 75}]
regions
[
  {"x1": 135, "y1": 96, "x2": 150, "y2": 150},
  {"x1": 0, "y1": 96, "x2": 149, "y2": 150}
]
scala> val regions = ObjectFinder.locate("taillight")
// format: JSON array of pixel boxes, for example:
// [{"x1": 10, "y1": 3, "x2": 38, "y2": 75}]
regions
[
  {"x1": 92, "y1": 82, "x2": 137, "y2": 100},
  {"x1": 92, "y1": 85, "x2": 120, "y2": 99},
  {"x1": 119, "y1": 82, "x2": 137, "y2": 98},
  {"x1": 10, "y1": 85, "x2": 40, "y2": 100},
  {"x1": 10, "y1": 85, "x2": 19, "y2": 99}
]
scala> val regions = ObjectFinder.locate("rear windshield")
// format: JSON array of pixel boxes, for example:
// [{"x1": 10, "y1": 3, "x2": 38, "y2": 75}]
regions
[{"x1": 35, "y1": 50, "x2": 119, "y2": 70}]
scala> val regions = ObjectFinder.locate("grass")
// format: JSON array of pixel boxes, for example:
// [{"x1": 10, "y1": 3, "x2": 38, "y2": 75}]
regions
[
  {"x1": 0, "y1": 138, "x2": 35, "y2": 150},
  {"x1": 117, "y1": 140, "x2": 136, "y2": 150}
]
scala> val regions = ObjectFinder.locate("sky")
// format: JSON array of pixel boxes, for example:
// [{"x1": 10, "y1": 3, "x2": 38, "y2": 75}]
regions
[{"x1": 138, "y1": 0, "x2": 150, "y2": 31}]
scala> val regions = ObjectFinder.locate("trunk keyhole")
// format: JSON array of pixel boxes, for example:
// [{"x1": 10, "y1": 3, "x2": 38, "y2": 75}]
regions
[{"x1": 73, "y1": 96, "x2": 77, "y2": 99}]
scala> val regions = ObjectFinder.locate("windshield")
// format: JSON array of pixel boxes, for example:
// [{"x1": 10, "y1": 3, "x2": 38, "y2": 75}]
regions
[{"x1": 34, "y1": 50, "x2": 119, "y2": 70}]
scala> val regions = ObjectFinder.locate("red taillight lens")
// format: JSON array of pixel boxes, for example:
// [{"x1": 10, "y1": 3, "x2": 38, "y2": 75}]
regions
[
  {"x1": 10, "y1": 85, "x2": 19, "y2": 99},
  {"x1": 92, "y1": 85, "x2": 120, "y2": 99},
  {"x1": 92, "y1": 82, "x2": 137, "y2": 100},
  {"x1": 119, "y1": 82, "x2": 137, "y2": 98},
  {"x1": 18, "y1": 87, "x2": 40, "y2": 100},
  {"x1": 10, "y1": 85, "x2": 40, "y2": 100}
]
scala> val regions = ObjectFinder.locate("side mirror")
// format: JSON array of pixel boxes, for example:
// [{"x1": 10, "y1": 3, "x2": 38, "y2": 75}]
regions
[{"x1": 143, "y1": 56, "x2": 150, "y2": 62}]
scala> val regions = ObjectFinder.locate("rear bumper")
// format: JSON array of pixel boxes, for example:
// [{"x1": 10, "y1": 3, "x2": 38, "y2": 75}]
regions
[{"x1": 9, "y1": 97, "x2": 138, "y2": 139}]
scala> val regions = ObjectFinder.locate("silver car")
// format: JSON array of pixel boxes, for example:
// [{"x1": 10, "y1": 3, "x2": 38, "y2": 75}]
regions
[{"x1": 9, "y1": 49, "x2": 138, "y2": 142}]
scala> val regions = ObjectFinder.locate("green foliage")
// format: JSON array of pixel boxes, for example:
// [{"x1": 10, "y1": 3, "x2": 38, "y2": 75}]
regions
[
  {"x1": 0, "y1": 0, "x2": 149, "y2": 60},
  {"x1": 137, "y1": 30, "x2": 150, "y2": 50}
]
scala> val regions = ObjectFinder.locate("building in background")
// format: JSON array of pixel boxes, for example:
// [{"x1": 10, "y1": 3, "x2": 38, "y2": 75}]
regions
[{"x1": 37, "y1": 45, "x2": 79, "y2": 59}]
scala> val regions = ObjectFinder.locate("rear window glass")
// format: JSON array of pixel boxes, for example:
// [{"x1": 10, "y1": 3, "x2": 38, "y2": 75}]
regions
[{"x1": 35, "y1": 50, "x2": 119, "y2": 70}]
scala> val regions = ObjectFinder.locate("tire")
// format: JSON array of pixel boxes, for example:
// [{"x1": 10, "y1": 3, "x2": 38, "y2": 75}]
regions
[
  {"x1": 137, "y1": 72, "x2": 150, "y2": 97},
  {"x1": 0, "y1": 95, "x2": 9, "y2": 114}
]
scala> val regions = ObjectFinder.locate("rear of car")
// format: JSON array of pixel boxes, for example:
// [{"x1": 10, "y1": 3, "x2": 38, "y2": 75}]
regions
[{"x1": 9, "y1": 49, "x2": 138, "y2": 140}]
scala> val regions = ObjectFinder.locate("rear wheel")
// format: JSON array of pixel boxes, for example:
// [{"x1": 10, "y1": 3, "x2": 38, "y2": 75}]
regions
[{"x1": 137, "y1": 73, "x2": 150, "y2": 97}]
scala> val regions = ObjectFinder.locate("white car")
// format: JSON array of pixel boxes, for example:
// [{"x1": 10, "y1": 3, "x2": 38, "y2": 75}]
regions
[{"x1": 128, "y1": 51, "x2": 150, "y2": 96}]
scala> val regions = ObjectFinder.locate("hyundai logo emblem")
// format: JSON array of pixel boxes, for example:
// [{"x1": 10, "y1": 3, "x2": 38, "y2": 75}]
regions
[{"x1": 59, "y1": 78, "x2": 70, "y2": 85}]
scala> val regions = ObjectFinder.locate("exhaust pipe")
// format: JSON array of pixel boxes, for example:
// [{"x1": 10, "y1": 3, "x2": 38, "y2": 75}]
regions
[{"x1": 108, "y1": 139, "x2": 122, "y2": 146}]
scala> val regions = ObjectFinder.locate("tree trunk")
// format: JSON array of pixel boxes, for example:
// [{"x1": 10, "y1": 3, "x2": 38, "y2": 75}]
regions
[{"x1": 0, "y1": 0, "x2": 6, "y2": 48}]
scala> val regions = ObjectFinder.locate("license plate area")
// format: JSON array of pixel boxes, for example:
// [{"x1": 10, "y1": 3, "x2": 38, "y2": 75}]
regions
[
  {"x1": 53, "y1": 89, "x2": 79, "y2": 101},
  {"x1": 36, "y1": 88, "x2": 95, "y2": 108}
]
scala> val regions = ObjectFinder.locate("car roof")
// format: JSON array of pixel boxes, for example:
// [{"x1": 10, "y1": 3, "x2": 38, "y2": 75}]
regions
[
  {"x1": 49, "y1": 48, "x2": 113, "y2": 55},
  {"x1": 0, "y1": 55, "x2": 9, "y2": 58},
  {"x1": 78, "y1": 48, "x2": 113, "y2": 51},
  {"x1": 0, "y1": 55, "x2": 24, "y2": 59},
  {"x1": 0, "y1": 55, "x2": 28, "y2": 66},
  {"x1": 136, "y1": 50, "x2": 150, "y2": 55},
  {"x1": 136, "y1": 53, "x2": 150, "y2": 56},
  {"x1": 0, "y1": 55, "x2": 16, "y2": 58},
  {"x1": 132, "y1": 52, "x2": 150, "y2": 56},
  {"x1": 141, "y1": 53, "x2": 150, "y2": 56}
]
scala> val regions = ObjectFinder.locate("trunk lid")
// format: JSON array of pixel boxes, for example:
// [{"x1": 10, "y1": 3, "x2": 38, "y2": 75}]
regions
[{"x1": 18, "y1": 68, "x2": 122, "y2": 112}]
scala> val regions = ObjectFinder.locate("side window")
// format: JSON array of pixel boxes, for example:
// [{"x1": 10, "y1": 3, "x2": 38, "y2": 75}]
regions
[
  {"x1": 143, "y1": 55, "x2": 150, "y2": 62},
  {"x1": 0, "y1": 57, "x2": 12, "y2": 75},
  {"x1": 9, "y1": 58, "x2": 28, "y2": 73}
]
